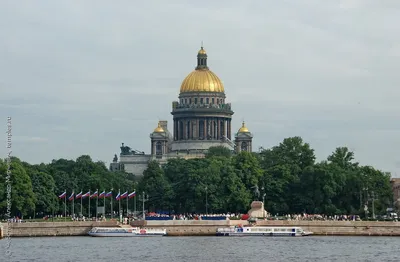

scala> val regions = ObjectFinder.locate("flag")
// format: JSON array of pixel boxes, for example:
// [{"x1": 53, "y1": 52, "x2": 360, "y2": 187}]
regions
[
  {"x1": 82, "y1": 191, "x2": 90, "y2": 199},
  {"x1": 75, "y1": 191, "x2": 83, "y2": 199},
  {"x1": 58, "y1": 191, "x2": 66, "y2": 199},
  {"x1": 115, "y1": 192, "x2": 120, "y2": 201},
  {"x1": 90, "y1": 190, "x2": 98, "y2": 199},
  {"x1": 68, "y1": 192, "x2": 75, "y2": 201},
  {"x1": 99, "y1": 191, "x2": 105, "y2": 198},
  {"x1": 120, "y1": 191, "x2": 128, "y2": 199},
  {"x1": 105, "y1": 191, "x2": 112, "y2": 198},
  {"x1": 128, "y1": 191, "x2": 136, "y2": 199}
]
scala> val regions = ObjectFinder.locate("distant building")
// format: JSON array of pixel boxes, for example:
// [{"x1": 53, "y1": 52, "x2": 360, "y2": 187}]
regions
[
  {"x1": 110, "y1": 46, "x2": 254, "y2": 175},
  {"x1": 390, "y1": 178, "x2": 400, "y2": 209}
]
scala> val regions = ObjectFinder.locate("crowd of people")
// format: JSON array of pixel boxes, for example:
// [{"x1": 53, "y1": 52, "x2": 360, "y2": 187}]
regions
[
  {"x1": 271, "y1": 214, "x2": 361, "y2": 221},
  {"x1": 144, "y1": 212, "x2": 241, "y2": 220}
]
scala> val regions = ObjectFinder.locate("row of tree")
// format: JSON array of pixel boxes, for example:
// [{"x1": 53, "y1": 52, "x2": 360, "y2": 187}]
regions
[{"x1": 0, "y1": 136, "x2": 394, "y2": 218}]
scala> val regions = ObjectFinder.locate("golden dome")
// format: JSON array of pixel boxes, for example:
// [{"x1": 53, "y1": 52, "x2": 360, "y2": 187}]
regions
[
  {"x1": 198, "y1": 47, "x2": 207, "y2": 55},
  {"x1": 238, "y1": 121, "x2": 249, "y2": 133},
  {"x1": 180, "y1": 70, "x2": 224, "y2": 93},
  {"x1": 180, "y1": 46, "x2": 224, "y2": 93},
  {"x1": 153, "y1": 122, "x2": 164, "y2": 133}
]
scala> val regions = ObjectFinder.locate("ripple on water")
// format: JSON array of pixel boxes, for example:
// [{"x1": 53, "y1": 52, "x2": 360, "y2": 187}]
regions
[{"x1": 1, "y1": 236, "x2": 400, "y2": 262}]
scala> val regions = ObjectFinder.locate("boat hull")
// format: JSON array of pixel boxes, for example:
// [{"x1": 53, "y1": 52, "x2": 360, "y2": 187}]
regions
[
  {"x1": 88, "y1": 233, "x2": 165, "y2": 237},
  {"x1": 88, "y1": 227, "x2": 167, "y2": 237},
  {"x1": 216, "y1": 232, "x2": 302, "y2": 237},
  {"x1": 216, "y1": 226, "x2": 313, "y2": 237}
]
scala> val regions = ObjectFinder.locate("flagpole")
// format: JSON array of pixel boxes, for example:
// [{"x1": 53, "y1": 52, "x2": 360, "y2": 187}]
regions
[
  {"x1": 80, "y1": 190, "x2": 83, "y2": 216},
  {"x1": 134, "y1": 188, "x2": 136, "y2": 216},
  {"x1": 96, "y1": 188, "x2": 98, "y2": 220},
  {"x1": 111, "y1": 190, "x2": 113, "y2": 219},
  {"x1": 89, "y1": 190, "x2": 91, "y2": 218},
  {"x1": 103, "y1": 189, "x2": 106, "y2": 219},
  {"x1": 64, "y1": 189, "x2": 66, "y2": 222},
  {"x1": 72, "y1": 191, "x2": 74, "y2": 220},
  {"x1": 118, "y1": 189, "x2": 121, "y2": 221},
  {"x1": 126, "y1": 190, "x2": 129, "y2": 217}
]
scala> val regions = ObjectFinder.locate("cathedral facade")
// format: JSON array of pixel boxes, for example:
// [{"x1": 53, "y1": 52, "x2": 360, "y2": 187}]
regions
[{"x1": 110, "y1": 46, "x2": 254, "y2": 175}]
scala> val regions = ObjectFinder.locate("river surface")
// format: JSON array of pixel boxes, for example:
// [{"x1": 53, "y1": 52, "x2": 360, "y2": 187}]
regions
[{"x1": 1, "y1": 236, "x2": 399, "y2": 262}]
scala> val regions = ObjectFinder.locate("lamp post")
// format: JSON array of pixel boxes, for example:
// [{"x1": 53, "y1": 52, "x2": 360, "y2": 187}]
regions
[
  {"x1": 205, "y1": 186, "x2": 208, "y2": 215},
  {"x1": 139, "y1": 192, "x2": 149, "y2": 220}
]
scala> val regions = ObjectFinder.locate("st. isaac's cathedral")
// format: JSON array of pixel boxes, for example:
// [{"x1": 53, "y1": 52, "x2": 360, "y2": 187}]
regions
[{"x1": 110, "y1": 46, "x2": 254, "y2": 175}]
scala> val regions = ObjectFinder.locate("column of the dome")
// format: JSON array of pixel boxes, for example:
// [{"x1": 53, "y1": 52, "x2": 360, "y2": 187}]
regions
[
  {"x1": 223, "y1": 119, "x2": 227, "y2": 138},
  {"x1": 196, "y1": 119, "x2": 199, "y2": 139},
  {"x1": 191, "y1": 119, "x2": 194, "y2": 139},
  {"x1": 211, "y1": 119, "x2": 214, "y2": 139},
  {"x1": 207, "y1": 118, "x2": 211, "y2": 139},
  {"x1": 184, "y1": 119, "x2": 187, "y2": 140},
  {"x1": 178, "y1": 120, "x2": 181, "y2": 141},
  {"x1": 189, "y1": 119, "x2": 192, "y2": 139},
  {"x1": 216, "y1": 119, "x2": 219, "y2": 139},
  {"x1": 203, "y1": 118, "x2": 206, "y2": 139},
  {"x1": 228, "y1": 120, "x2": 231, "y2": 140},
  {"x1": 216, "y1": 119, "x2": 219, "y2": 140},
  {"x1": 173, "y1": 120, "x2": 177, "y2": 141}
]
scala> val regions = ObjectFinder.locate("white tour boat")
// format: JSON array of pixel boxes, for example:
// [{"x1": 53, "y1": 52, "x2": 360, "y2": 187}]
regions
[
  {"x1": 216, "y1": 226, "x2": 312, "y2": 237},
  {"x1": 88, "y1": 227, "x2": 167, "y2": 237}
]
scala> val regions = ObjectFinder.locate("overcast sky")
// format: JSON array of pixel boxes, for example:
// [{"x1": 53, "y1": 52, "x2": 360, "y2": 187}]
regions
[{"x1": 1, "y1": 0, "x2": 399, "y2": 176}]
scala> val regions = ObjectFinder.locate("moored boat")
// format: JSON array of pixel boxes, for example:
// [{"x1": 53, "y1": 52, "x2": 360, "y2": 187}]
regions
[
  {"x1": 88, "y1": 227, "x2": 167, "y2": 237},
  {"x1": 216, "y1": 226, "x2": 312, "y2": 237}
]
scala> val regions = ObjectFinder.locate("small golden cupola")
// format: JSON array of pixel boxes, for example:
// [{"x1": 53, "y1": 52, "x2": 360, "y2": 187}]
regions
[
  {"x1": 238, "y1": 121, "x2": 249, "y2": 133},
  {"x1": 153, "y1": 122, "x2": 164, "y2": 133},
  {"x1": 198, "y1": 46, "x2": 207, "y2": 55},
  {"x1": 179, "y1": 45, "x2": 225, "y2": 93}
]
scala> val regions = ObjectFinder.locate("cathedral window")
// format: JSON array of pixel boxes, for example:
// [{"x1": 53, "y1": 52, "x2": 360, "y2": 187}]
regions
[
  {"x1": 199, "y1": 120, "x2": 204, "y2": 139},
  {"x1": 241, "y1": 142, "x2": 248, "y2": 152},
  {"x1": 156, "y1": 142, "x2": 162, "y2": 156},
  {"x1": 212, "y1": 98, "x2": 215, "y2": 104},
  {"x1": 206, "y1": 98, "x2": 209, "y2": 104},
  {"x1": 195, "y1": 98, "x2": 198, "y2": 104},
  {"x1": 200, "y1": 98, "x2": 203, "y2": 104}
]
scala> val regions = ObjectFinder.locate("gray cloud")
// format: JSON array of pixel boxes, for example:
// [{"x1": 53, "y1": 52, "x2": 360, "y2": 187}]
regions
[{"x1": 1, "y1": 0, "x2": 400, "y2": 176}]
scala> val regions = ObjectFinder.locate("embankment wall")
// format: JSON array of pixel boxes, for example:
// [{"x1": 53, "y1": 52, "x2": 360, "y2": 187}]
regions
[
  {"x1": 133, "y1": 219, "x2": 400, "y2": 236},
  {"x1": 2, "y1": 220, "x2": 400, "y2": 238},
  {"x1": 0, "y1": 221, "x2": 119, "y2": 238},
  {"x1": 255, "y1": 220, "x2": 400, "y2": 236}
]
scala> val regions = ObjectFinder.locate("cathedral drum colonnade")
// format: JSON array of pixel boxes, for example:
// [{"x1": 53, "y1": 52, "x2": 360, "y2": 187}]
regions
[{"x1": 112, "y1": 46, "x2": 254, "y2": 175}]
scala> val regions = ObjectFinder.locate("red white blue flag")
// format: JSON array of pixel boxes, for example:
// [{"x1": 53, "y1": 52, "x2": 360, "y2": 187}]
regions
[
  {"x1": 58, "y1": 191, "x2": 66, "y2": 199},
  {"x1": 90, "y1": 191, "x2": 98, "y2": 199},
  {"x1": 128, "y1": 191, "x2": 136, "y2": 199},
  {"x1": 120, "y1": 191, "x2": 128, "y2": 199},
  {"x1": 82, "y1": 191, "x2": 90, "y2": 199},
  {"x1": 68, "y1": 192, "x2": 75, "y2": 201},
  {"x1": 75, "y1": 192, "x2": 83, "y2": 199}
]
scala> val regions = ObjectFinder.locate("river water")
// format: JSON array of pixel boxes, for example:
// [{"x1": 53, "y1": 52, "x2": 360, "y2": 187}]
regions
[{"x1": 1, "y1": 236, "x2": 399, "y2": 262}]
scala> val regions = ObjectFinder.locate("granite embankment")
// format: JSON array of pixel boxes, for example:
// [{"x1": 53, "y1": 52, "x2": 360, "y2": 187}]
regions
[
  {"x1": 0, "y1": 221, "x2": 119, "y2": 238},
  {"x1": 2, "y1": 220, "x2": 400, "y2": 238},
  {"x1": 132, "y1": 219, "x2": 400, "y2": 236}
]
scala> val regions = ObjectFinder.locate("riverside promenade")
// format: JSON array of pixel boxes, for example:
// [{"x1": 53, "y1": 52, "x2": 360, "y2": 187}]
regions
[{"x1": 1, "y1": 219, "x2": 400, "y2": 238}]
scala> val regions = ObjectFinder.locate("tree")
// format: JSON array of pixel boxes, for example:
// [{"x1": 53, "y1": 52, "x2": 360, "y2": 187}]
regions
[
  {"x1": 206, "y1": 146, "x2": 232, "y2": 158},
  {"x1": 138, "y1": 161, "x2": 173, "y2": 212},
  {"x1": 0, "y1": 157, "x2": 36, "y2": 218},
  {"x1": 327, "y1": 147, "x2": 358, "y2": 169}
]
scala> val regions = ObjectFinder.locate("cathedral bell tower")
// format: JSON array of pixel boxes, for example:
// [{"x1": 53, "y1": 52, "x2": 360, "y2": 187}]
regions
[
  {"x1": 150, "y1": 121, "x2": 169, "y2": 159},
  {"x1": 235, "y1": 121, "x2": 253, "y2": 153}
]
